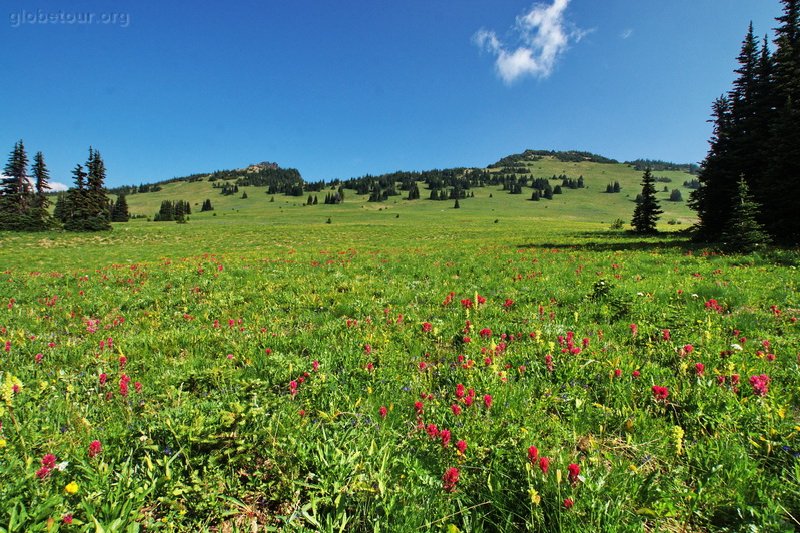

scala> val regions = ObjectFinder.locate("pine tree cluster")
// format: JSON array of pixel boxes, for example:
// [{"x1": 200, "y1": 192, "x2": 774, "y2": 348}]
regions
[
  {"x1": 690, "y1": 0, "x2": 800, "y2": 247},
  {"x1": 0, "y1": 140, "x2": 52, "y2": 230},
  {"x1": 1, "y1": 141, "x2": 117, "y2": 231},
  {"x1": 153, "y1": 200, "x2": 191, "y2": 222}
]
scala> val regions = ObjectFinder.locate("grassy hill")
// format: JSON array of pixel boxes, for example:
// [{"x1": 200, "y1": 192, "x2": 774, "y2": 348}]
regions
[{"x1": 117, "y1": 154, "x2": 698, "y2": 229}]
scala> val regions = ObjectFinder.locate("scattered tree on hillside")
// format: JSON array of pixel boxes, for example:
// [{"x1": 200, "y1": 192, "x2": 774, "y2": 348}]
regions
[
  {"x1": 201, "y1": 199, "x2": 214, "y2": 211},
  {"x1": 631, "y1": 168, "x2": 663, "y2": 233},
  {"x1": 669, "y1": 189, "x2": 683, "y2": 202}
]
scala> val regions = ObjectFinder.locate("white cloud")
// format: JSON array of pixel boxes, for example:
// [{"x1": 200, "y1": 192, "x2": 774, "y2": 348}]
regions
[
  {"x1": 620, "y1": 28, "x2": 633, "y2": 39},
  {"x1": 473, "y1": 0, "x2": 586, "y2": 84},
  {"x1": 1, "y1": 176, "x2": 69, "y2": 192}
]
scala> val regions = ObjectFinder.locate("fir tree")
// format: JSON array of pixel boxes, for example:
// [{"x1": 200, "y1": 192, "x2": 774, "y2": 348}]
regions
[
  {"x1": 67, "y1": 148, "x2": 112, "y2": 231},
  {"x1": 453, "y1": 198, "x2": 460, "y2": 209},
  {"x1": 0, "y1": 140, "x2": 35, "y2": 229},
  {"x1": 111, "y1": 194, "x2": 130, "y2": 222},
  {"x1": 721, "y1": 177, "x2": 771, "y2": 252},
  {"x1": 631, "y1": 168, "x2": 663, "y2": 233},
  {"x1": 174, "y1": 200, "x2": 186, "y2": 223}
]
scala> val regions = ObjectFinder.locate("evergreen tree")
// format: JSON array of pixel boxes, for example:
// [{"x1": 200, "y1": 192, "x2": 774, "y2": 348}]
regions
[
  {"x1": 453, "y1": 198, "x2": 460, "y2": 209},
  {"x1": 0, "y1": 140, "x2": 35, "y2": 229},
  {"x1": 111, "y1": 194, "x2": 130, "y2": 222},
  {"x1": 53, "y1": 193, "x2": 67, "y2": 222},
  {"x1": 721, "y1": 177, "x2": 771, "y2": 252},
  {"x1": 631, "y1": 168, "x2": 663, "y2": 233},
  {"x1": 67, "y1": 148, "x2": 111, "y2": 231},
  {"x1": 156, "y1": 200, "x2": 174, "y2": 221},
  {"x1": 31, "y1": 152, "x2": 52, "y2": 213},
  {"x1": 64, "y1": 165, "x2": 89, "y2": 230},
  {"x1": 174, "y1": 200, "x2": 186, "y2": 223},
  {"x1": 764, "y1": 0, "x2": 800, "y2": 242},
  {"x1": 669, "y1": 189, "x2": 683, "y2": 202},
  {"x1": 689, "y1": 96, "x2": 736, "y2": 240}
]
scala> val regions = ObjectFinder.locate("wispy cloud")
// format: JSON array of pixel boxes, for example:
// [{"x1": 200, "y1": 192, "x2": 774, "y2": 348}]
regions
[
  {"x1": 3, "y1": 176, "x2": 70, "y2": 192},
  {"x1": 473, "y1": 0, "x2": 586, "y2": 84},
  {"x1": 620, "y1": 28, "x2": 633, "y2": 39}
]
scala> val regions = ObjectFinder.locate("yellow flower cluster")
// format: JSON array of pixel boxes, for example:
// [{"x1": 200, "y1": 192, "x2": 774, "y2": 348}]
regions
[
  {"x1": 0, "y1": 373, "x2": 22, "y2": 416},
  {"x1": 673, "y1": 426, "x2": 685, "y2": 456}
]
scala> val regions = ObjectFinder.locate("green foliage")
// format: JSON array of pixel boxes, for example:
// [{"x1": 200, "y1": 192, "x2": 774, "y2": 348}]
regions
[
  {"x1": 631, "y1": 168, "x2": 663, "y2": 233},
  {"x1": 0, "y1": 141, "x2": 51, "y2": 231},
  {"x1": 693, "y1": 3, "x2": 800, "y2": 245},
  {"x1": 0, "y1": 217, "x2": 797, "y2": 531},
  {"x1": 721, "y1": 178, "x2": 771, "y2": 253}
]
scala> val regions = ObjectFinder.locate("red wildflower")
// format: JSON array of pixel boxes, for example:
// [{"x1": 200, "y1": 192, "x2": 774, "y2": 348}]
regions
[
  {"x1": 442, "y1": 467, "x2": 459, "y2": 492},
  {"x1": 539, "y1": 456, "x2": 550, "y2": 474},
  {"x1": 455, "y1": 439, "x2": 467, "y2": 454},
  {"x1": 35, "y1": 353, "x2": 43, "y2": 363},
  {"x1": 99, "y1": 373, "x2": 108, "y2": 385},
  {"x1": 451, "y1": 404, "x2": 462, "y2": 416},
  {"x1": 118, "y1": 355, "x2": 127, "y2": 369},
  {"x1": 651, "y1": 385, "x2": 669, "y2": 401},
  {"x1": 134, "y1": 381, "x2": 142, "y2": 393},
  {"x1": 503, "y1": 298, "x2": 514, "y2": 308},
  {"x1": 88, "y1": 440, "x2": 102, "y2": 457},
  {"x1": 414, "y1": 401, "x2": 424, "y2": 415},
  {"x1": 364, "y1": 344, "x2": 372, "y2": 355},
  {"x1": 440, "y1": 428, "x2": 452, "y2": 447},
  {"x1": 630, "y1": 323, "x2": 638, "y2": 336},
  {"x1": 662, "y1": 329, "x2": 671, "y2": 341},
  {"x1": 62, "y1": 514, "x2": 73, "y2": 524},
  {"x1": 422, "y1": 322, "x2": 432, "y2": 333},
  {"x1": 563, "y1": 498, "x2": 574, "y2": 509},
  {"x1": 42, "y1": 454, "x2": 57, "y2": 469},
  {"x1": 568, "y1": 463, "x2": 581, "y2": 484},
  {"x1": 528, "y1": 445, "x2": 539, "y2": 463},
  {"x1": 483, "y1": 394, "x2": 493, "y2": 409},
  {"x1": 694, "y1": 363, "x2": 705, "y2": 376},
  {"x1": 35, "y1": 466, "x2": 51, "y2": 479},
  {"x1": 426, "y1": 423, "x2": 439, "y2": 438},
  {"x1": 479, "y1": 327, "x2": 492, "y2": 339},
  {"x1": 749, "y1": 374, "x2": 770, "y2": 396},
  {"x1": 614, "y1": 368, "x2": 622, "y2": 378},
  {"x1": 632, "y1": 370, "x2": 641, "y2": 378},
  {"x1": 455, "y1": 383, "x2": 465, "y2": 399}
]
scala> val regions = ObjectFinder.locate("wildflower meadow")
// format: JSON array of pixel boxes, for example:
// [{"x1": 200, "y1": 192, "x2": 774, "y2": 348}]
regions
[{"x1": 0, "y1": 217, "x2": 798, "y2": 531}]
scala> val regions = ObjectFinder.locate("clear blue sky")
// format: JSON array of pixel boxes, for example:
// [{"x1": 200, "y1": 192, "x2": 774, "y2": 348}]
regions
[{"x1": 0, "y1": 0, "x2": 782, "y2": 188}]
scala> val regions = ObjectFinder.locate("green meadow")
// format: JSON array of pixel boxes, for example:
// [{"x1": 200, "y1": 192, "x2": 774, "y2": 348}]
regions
[{"x1": 0, "y1": 159, "x2": 798, "y2": 531}]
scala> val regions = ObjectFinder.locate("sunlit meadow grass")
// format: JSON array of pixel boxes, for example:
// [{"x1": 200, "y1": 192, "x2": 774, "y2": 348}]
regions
[{"x1": 0, "y1": 180, "x2": 798, "y2": 531}]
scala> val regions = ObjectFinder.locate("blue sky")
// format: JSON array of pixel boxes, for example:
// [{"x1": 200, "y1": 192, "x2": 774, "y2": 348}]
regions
[{"x1": 0, "y1": 0, "x2": 781, "y2": 188}]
